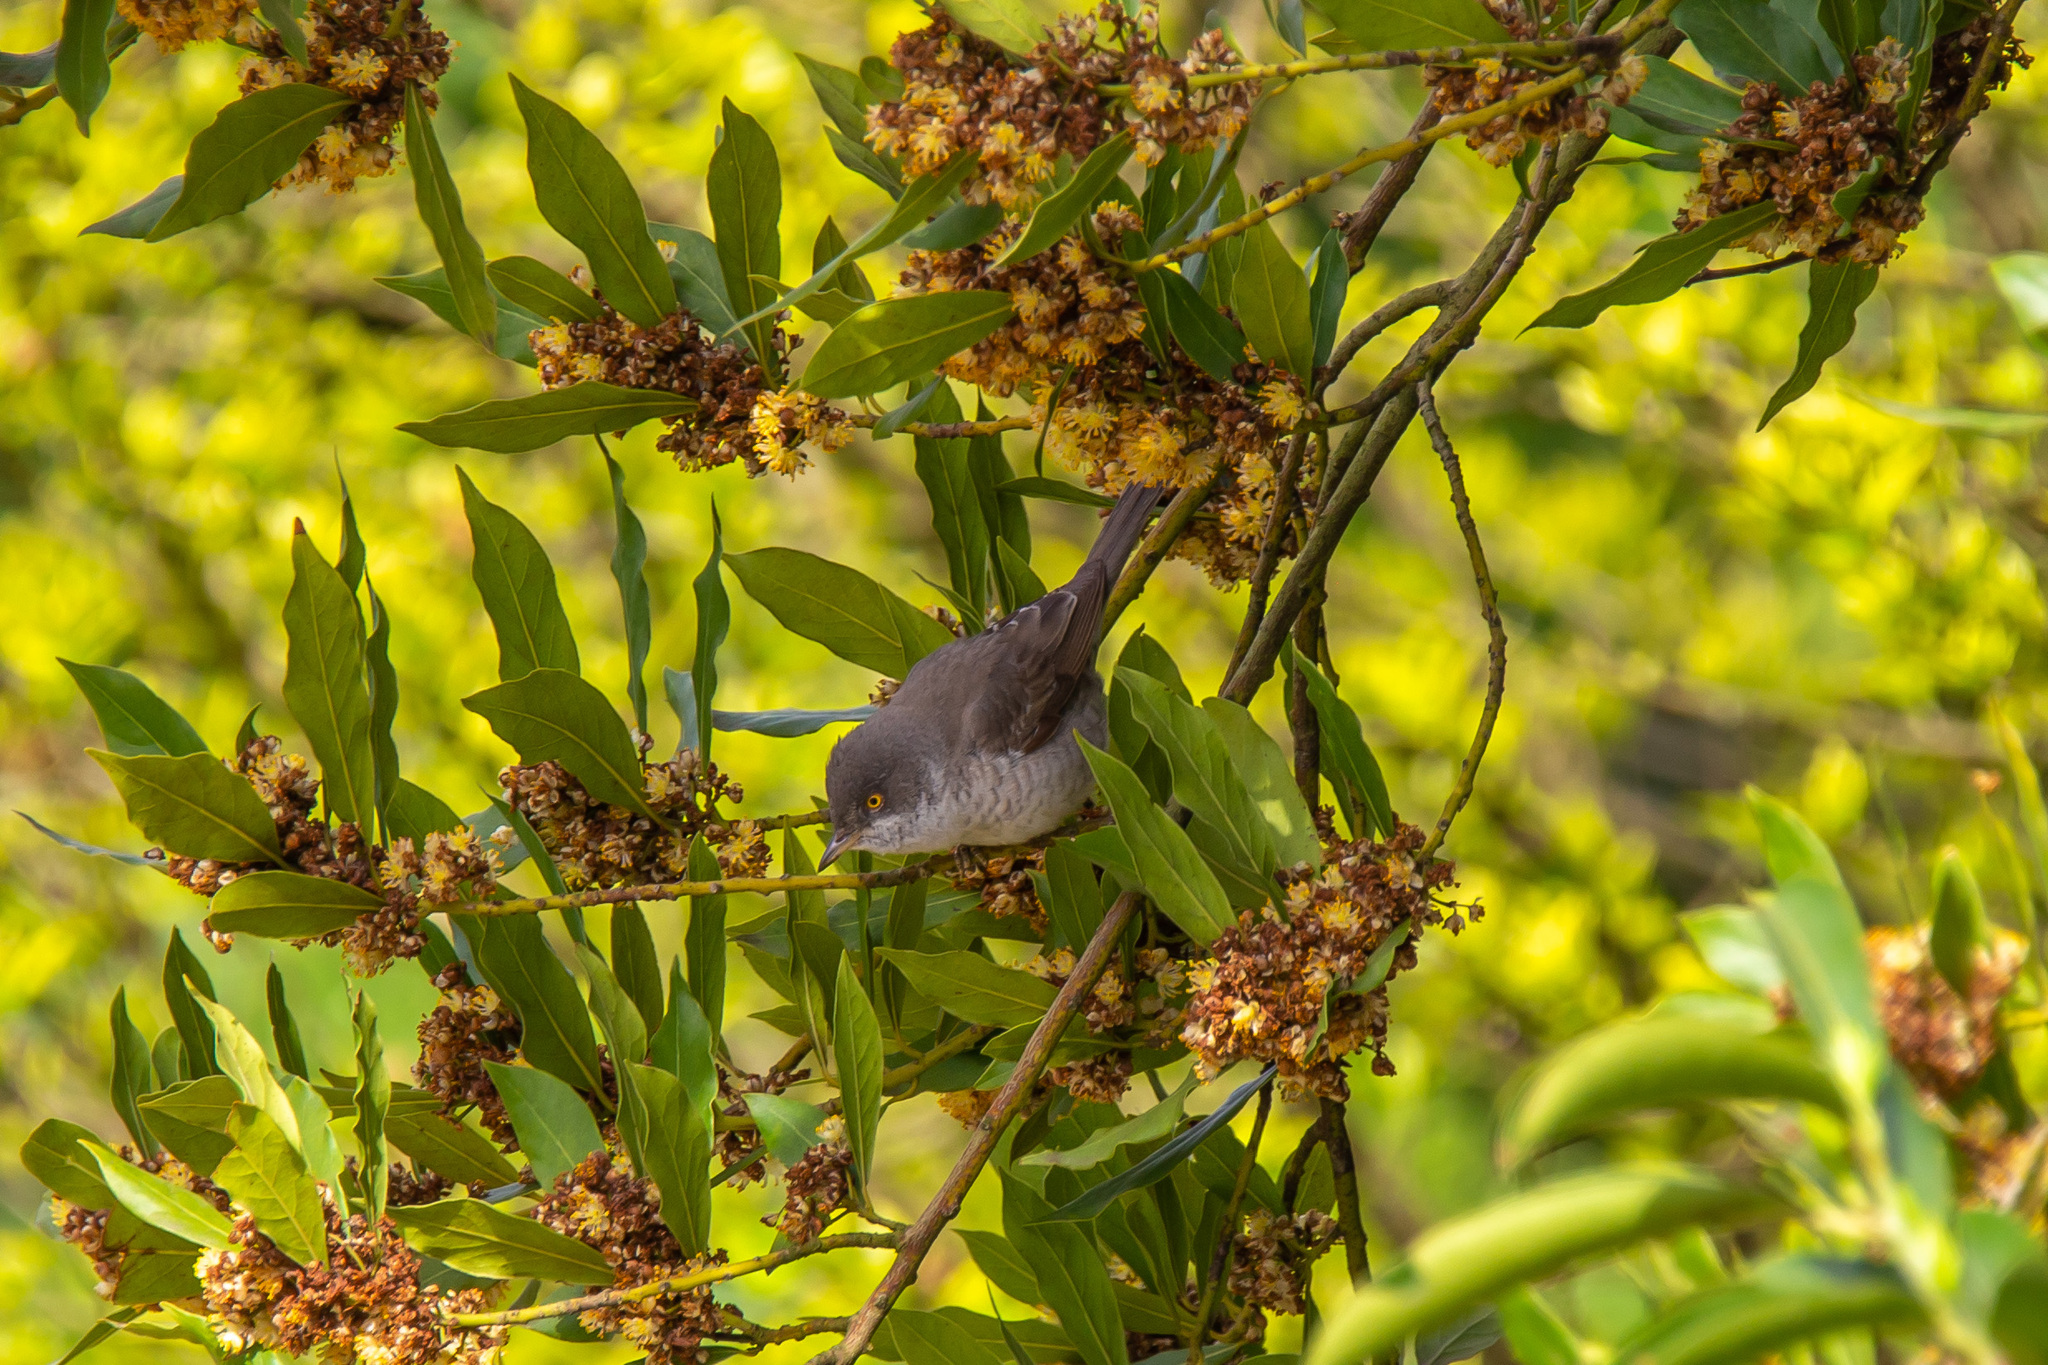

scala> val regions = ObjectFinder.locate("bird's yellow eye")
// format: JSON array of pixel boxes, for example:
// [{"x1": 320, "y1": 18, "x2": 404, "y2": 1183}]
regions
[{"x1": 866, "y1": 793, "x2": 884, "y2": 810}]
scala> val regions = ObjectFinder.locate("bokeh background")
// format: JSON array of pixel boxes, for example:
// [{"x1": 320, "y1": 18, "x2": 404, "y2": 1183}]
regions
[{"x1": 3, "y1": 0, "x2": 2048, "y2": 1359}]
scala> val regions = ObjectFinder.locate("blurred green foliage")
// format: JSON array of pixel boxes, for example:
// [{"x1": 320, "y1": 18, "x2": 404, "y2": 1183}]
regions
[{"x1": 4, "y1": 0, "x2": 2048, "y2": 1359}]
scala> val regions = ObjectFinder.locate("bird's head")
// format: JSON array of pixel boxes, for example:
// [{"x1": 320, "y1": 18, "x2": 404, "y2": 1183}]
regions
[{"x1": 821, "y1": 718, "x2": 934, "y2": 864}]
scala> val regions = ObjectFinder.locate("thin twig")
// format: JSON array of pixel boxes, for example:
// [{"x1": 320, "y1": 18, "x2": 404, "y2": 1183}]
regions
[
  {"x1": 718, "y1": 1313, "x2": 852, "y2": 1346},
  {"x1": 1191, "y1": 1083, "x2": 1274, "y2": 1354},
  {"x1": 448, "y1": 1234, "x2": 896, "y2": 1327},
  {"x1": 806, "y1": 890, "x2": 1146, "y2": 1365},
  {"x1": 1094, "y1": 31, "x2": 1641, "y2": 94},
  {"x1": 1222, "y1": 432, "x2": 1311, "y2": 684},
  {"x1": 0, "y1": 84, "x2": 60, "y2": 127},
  {"x1": 1319, "y1": 281, "x2": 1455, "y2": 394},
  {"x1": 847, "y1": 413, "x2": 1036, "y2": 440},
  {"x1": 1341, "y1": 102, "x2": 1444, "y2": 272},
  {"x1": 1318, "y1": 1096, "x2": 1372, "y2": 1283},
  {"x1": 1414, "y1": 382, "x2": 1506, "y2": 861},
  {"x1": 1684, "y1": 251, "x2": 1813, "y2": 286}
]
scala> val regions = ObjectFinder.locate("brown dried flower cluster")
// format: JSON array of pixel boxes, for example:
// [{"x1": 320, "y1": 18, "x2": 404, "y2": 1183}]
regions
[
  {"x1": 1680, "y1": 24, "x2": 2029, "y2": 264},
  {"x1": 238, "y1": 0, "x2": 453, "y2": 192},
  {"x1": 500, "y1": 753, "x2": 749, "y2": 891},
  {"x1": 200, "y1": 1206, "x2": 502, "y2": 1364},
  {"x1": 710, "y1": 1064, "x2": 810, "y2": 1186},
  {"x1": 115, "y1": 0, "x2": 252, "y2": 51},
  {"x1": 900, "y1": 211, "x2": 1313, "y2": 585},
  {"x1": 415, "y1": 962, "x2": 524, "y2": 1145},
  {"x1": 385, "y1": 829, "x2": 500, "y2": 906},
  {"x1": 1865, "y1": 923, "x2": 2029, "y2": 1100},
  {"x1": 1047, "y1": 1051, "x2": 1136, "y2": 1103},
  {"x1": 1183, "y1": 823, "x2": 1471, "y2": 1099},
  {"x1": 1426, "y1": 50, "x2": 1641, "y2": 168},
  {"x1": 950, "y1": 847, "x2": 1048, "y2": 929},
  {"x1": 936, "y1": 1085, "x2": 999, "y2": 1128},
  {"x1": 53, "y1": 1148, "x2": 229, "y2": 1301},
  {"x1": 1228, "y1": 1209, "x2": 1339, "y2": 1314},
  {"x1": 532, "y1": 1151, "x2": 729, "y2": 1362},
  {"x1": 528, "y1": 302, "x2": 838, "y2": 478},
  {"x1": 767, "y1": 1115, "x2": 854, "y2": 1241}
]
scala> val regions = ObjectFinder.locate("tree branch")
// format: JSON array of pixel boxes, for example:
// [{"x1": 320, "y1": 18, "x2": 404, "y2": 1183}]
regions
[{"x1": 1318, "y1": 1096, "x2": 1373, "y2": 1284}]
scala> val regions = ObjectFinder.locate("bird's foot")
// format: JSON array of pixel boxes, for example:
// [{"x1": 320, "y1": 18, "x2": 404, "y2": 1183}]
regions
[{"x1": 952, "y1": 844, "x2": 989, "y2": 881}]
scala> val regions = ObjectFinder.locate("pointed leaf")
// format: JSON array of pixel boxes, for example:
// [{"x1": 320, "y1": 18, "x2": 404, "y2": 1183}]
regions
[
  {"x1": 1231, "y1": 220, "x2": 1314, "y2": 380},
  {"x1": 464, "y1": 669, "x2": 654, "y2": 819},
  {"x1": 213, "y1": 1104, "x2": 327, "y2": 1264},
  {"x1": 457, "y1": 468, "x2": 580, "y2": 682},
  {"x1": 1610, "y1": 1257, "x2": 1921, "y2": 1365},
  {"x1": 1119, "y1": 669, "x2": 1276, "y2": 898},
  {"x1": 90, "y1": 750, "x2": 282, "y2": 863},
  {"x1": 1079, "y1": 738, "x2": 1237, "y2": 944},
  {"x1": 1313, "y1": 0, "x2": 1509, "y2": 46},
  {"x1": 84, "y1": 1141, "x2": 233, "y2": 1249},
  {"x1": 1202, "y1": 698, "x2": 1320, "y2": 867},
  {"x1": 487, "y1": 255, "x2": 605, "y2": 323},
  {"x1": 460, "y1": 913, "x2": 605, "y2": 1096},
  {"x1": 875, "y1": 948, "x2": 1058, "y2": 1025},
  {"x1": 647, "y1": 222, "x2": 741, "y2": 336},
  {"x1": 605, "y1": 452, "x2": 652, "y2": 732},
  {"x1": 82, "y1": 177, "x2": 184, "y2": 239},
  {"x1": 384, "y1": 1111, "x2": 520, "y2": 1186},
  {"x1": 56, "y1": 0, "x2": 116, "y2": 135},
  {"x1": 801, "y1": 291, "x2": 1016, "y2": 399},
  {"x1": 389, "y1": 1196, "x2": 615, "y2": 1282},
  {"x1": 1930, "y1": 847, "x2": 1992, "y2": 1001},
  {"x1": 944, "y1": 0, "x2": 1044, "y2": 51},
  {"x1": 1758, "y1": 260, "x2": 1880, "y2": 428},
  {"x1": 743, "y1": 1093, "x2": 830, "y2": 1166},
  {"x1": 1158, "y1": 266, "x2": 1248, "y2": 385},
  {"x1": 1528, "y1": 201, "x2": 1779, "y2": 330},
  {"x1": 1002, "y1": 1172, "x2": 1130, "y2": 1365},
  {"x1": 60, "y1": 660, "x2": 207, "y2": 758},
  {"x1": 148, "y1": 85, "x2": 357, "y2": 240},
  {"x1": 834, "y1": 955, "x2": 885, "y2": 1185},
  {"x1": 1040, "y1": 1065, "x2": 1275, "y2": 1222},
  {"x1": 692, "y1": 504, "x2": 728, "y2": 763},
  {"x1": 21, "y1": 1119, "x2": 117, "y2": 1208},
  {"x1": 404, "y1": 82, "x2": 495, "y2": 346},
  {"x1": 406, "y1": 383, "x2": 695, "y2": 453},
  {"x1": 997, "y1": 135, "x2": 1136, "y2": 266},
  {"x1": 484, "y1": 1062, "x2": 603, "y2": 1187},
  {"x1": 353, "y1": 993, "x2": 389, "y2": 1226},
  {"x1": 1021, "y1": 1077, "x2": 1193, "y2": 1169},
  {"x1": 206, "y1": 869, "x2": 381, "y2": 940},
  {"x1": 1674, "y1": 0, "x2": 1834, "y2": 89},
  {"x1": 706, "y1": 99, "x2": 784, "y2": 374},
  {"x1": 725, "y1": 546, "x2": 957, "y2": 679},
  {"x1": 1284, "y1": 641, "x2": 1392, "y2": 839},
  {"x1": 110, "y1": 989, "x2": 158, "y2": 1156},
  {"x1": 282, "y1": 529, "x2": 375, "y2": 826}
]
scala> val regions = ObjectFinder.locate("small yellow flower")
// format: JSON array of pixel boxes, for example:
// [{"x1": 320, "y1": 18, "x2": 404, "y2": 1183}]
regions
[
  {"x1": 1133, "y1": 72, "x2": 1181, "y2": 115},
  {"x1": 327, "y1": 47, "x2": 389, "y2": 94},
  {"x1": 1260, "y1": 380, "x2": 1311, "y2": 428}
]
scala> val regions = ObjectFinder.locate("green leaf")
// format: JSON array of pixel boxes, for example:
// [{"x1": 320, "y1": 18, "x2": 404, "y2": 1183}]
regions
[
  {"x1": 609, "y1": 906, "x2": 663, "y2": 1041},
  {"x1": 642, "y1": 222, "x2": 743, "y2": 339},
  {"x1": 711, "y1": 705, "x2": 876, "y2": 737},
  {"x1": 1929, "y1": 846, "x2": 1992, "y2": 1000},
  {"x1": 213, "y1": 1105, "x2": 327, "y2": 1264},
  {"x1": 1080, "y1": 738, "x2": 1237, "y2": 944},
  {"x1": 460, "y1": 912, "x2": 606, "y2": 1096},
  {"x1": 192, "y1": 996, "x2": 301, "y2": 1154},
  {"x1": 996, "y1": 540, "x2": 1046, "y2": 611},
  {"x1": 404, "y1": 82, "x2": 495, "y2": 347},
  {"x1": 1500, "y1": 1016, "x2": 1841, "y2": 1163},
  {"x1": 802, "y1": 291, "x2": 1015, "y2": 399},
  {"x1": 828, "y1": 123, "x2": 905, "y2": 196},
  {"x1": 89, "y1": 750, "x2": 281, "y2": 864},
  {"x1": 1283, "y1": 641, "x2": 1392, "y2": 840},
  {"x1": 138, "y1": 1078, "x2": 239, "y2": 1174},
  {"x1": 0, "y1": 42, "x2": 58, "y2": 88},
  {"x1": 1814, "y1": 0, "x2": 1872, "y2": 66},
  {"x1": 483, "y1": 1061, "x2": 604, "y2": 1187},
  {"x1": 684, "y1": 836, "x2": 728, "y2": 1041},
  {"x1": 464, "y1": 669, "x2": 656, "y2": 820},
  {"x1": 945, "y1": 0, "x2": 1046, "y2": 51},
  {"x1": 1623, "y1": 57, "x2": 1746, "y2": 138},
  {"x1": 875, "y1": 948, "x2": 1058, "y2": 1025},
  {"x1": 1497, "y1": 1289, "x2": 1583, "y2": 1365},
  {"x1": 509, "y1": 75, "x2": 676, "y2": 331},
  {"x1": 1041, "y1": 1065, "x2": 1275, "y2": 1223},
  {"x1": 51, "y1": 1309, "x2": 145, "y2": 1364},
  {"x1": 1158, "y1": 266, "x2": 1249, "y2": 385},
  {"x1": 364, "y1": 583, "x2": 401, "y2": 829},
  {"x1": 706, "y1": 98, "x2": 783, "y2": 374},
  {"x1": 1002, "y1": 1172, "x2": 1130, "y2": 1365},
  {"x1": 486, "y1": 255, "x2": 605, "y2": 323},
  {"x1": 206, "y1": 870, "x2": 381, "y2": 939},
  {"x1": 81, "y1": 176, "x2": 185, "y2": 239},
  {"x1": 1202, "y1": 698, "x2": 1320, "y2": 868},
  {"x1": 998, "y1": 476, "x2": 1116, "y2": 509},
  {"x1": 651, "y1": 964, "x2": 719, "y2": 1128},
  {"x1": 374, "y1": 267, "x2": 543, "y2": 364},
  {"x1": 1680, "y1": 906, "x2": 1786, "y2": 995},
  {"x1": 1307, "y1": 228, "x2": 1346, "y2": 370},
  {"x1": 21, "y1": 1119, "x2": 117, "y2": 1208},
  {"x1": 1119, "y1": 669, "x2": 1277, "y2": 904},
  {"x1": 624, "y1": 1061, "x2": 712, "y2": 1251},
  {"x1": 578, "y1": 942, "x2": 649, "y2": 1069},
  {"x1": 60, "y1": 660, "x2": 207, "y2": 758},
  {"x1": 385, "y1": 1111, "x2": 520, "y2": 1186},
  {"x1": 744, "y1": 1092, "x2": 831, "y2": 1166},
  {"x1": 282, "y1": 528, "x2": 376, "y2": 826},
  {"x1": 405, "y1": 382, "x2": 695, "y2": 453},
  {"x1": 1609, "y1": 1257, "x2": 1921, "y2": 1365},
  {"x1": 1311, "y1": 0, "x2": 1511, "y2": 47},
  {"x1": 83, "y1": 1141, "x2": 233, "y2": 1249},
  {"x1": 834, "y1": 955, "x2": 885, "y2": 1185},
  {"x1": 457, "y1": 468, "x2": 580, "y2": 683},
  {"x1": 162, "y1": 929, "x2": 220, "y2": 1081},
  {"x1": 385, "y1": 780, "x2": 463, "y2": 845},
  {"x1": 148, "y1": 85, "x2": 356, "y2": 240},
  {"x1": 915, "y1": 384, "x2": 991, "y2": 623},
  {"x1": 255, "y1": 0, "x2": 306, "y2": 64},
  {"x1": 1674, "y1": 0, "x2": 1835, "y2": 90},
  {"x1": 603, "y1": 452, "x2": 653, "y2": 733},
  {"x1": 725, "y1": 546, "x2": 957, "y2": 679},
  {"x1": 1303, "y1": 1166, "x2": 1780, "y2": 1365},
  {"x1": 799, "y1": 53, "x2": 872, "y2": 142},
  {"x1": 997, "y1": 135, "x2": 1137, "y2": 267},
  {"x1": 1022, "y1": 1076, "x2": 1194, "y2": 1169},
  {"x1": 55, "y1": 0, "x2": 115, "y2": 135},
  {"x1": 691, "y1": 504, "x2": 729, "y2": 764},
  {"x1": 890, "y1": 1309, "x2": 1008, "y2": 1365},
  {"x1": 1758, "y1": 260, "x2": 1880, "y2": 428},
  {"x1": 110, "y1": 988, "x2": 158, "y2": 1156},
  {"x1": 389, "y1": 1196, "x2": 615, "y2": 1283},
  {"x1": 352, "y1": 992, "x2": 389, "y2": 1226},
  {"x1": 1529, "y1": 201, "x2": 1779, "y2": 330},
  {"x1": 1230, "y1": 220, "x2": 1315, "y2": 380}
]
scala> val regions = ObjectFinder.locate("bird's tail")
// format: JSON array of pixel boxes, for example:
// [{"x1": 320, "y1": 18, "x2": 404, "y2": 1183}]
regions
[{"x1": 1083, "y1": 482, "x2": 1166, "y2": 583}]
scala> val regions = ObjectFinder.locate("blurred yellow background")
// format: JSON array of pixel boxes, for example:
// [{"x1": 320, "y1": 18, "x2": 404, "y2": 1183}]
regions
[{"x1": 3, "y1": 0, "x2": 2047, "y2": 1359}]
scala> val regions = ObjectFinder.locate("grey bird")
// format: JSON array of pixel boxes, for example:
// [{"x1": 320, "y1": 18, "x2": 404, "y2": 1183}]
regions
[{"x1": 819, "y1": 482, "x2": 1165, "y2": 865}]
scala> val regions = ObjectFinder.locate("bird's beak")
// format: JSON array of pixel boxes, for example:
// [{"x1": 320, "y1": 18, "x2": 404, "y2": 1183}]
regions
[{"x1": 819, "y1": 828, "x2": 858, "y2": 868}]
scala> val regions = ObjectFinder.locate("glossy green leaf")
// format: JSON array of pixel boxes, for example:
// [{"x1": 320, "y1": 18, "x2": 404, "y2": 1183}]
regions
[
  {"x1": 161, "y1": 929, "x2": 220, "y2": 1081},
  {"x1": 627, "y1": 1060, "x2": 712, "y2": 1251},
  {"x1": 1041, "y1": 1065, "x2": 1275, "y2": 1223},
  {"x1": 484, "y1": 1061, "x2": 604, "y2": 1187},
  {"x1": 109, "y1": 988, "x2": 158, "y2": 1156},
  {"x1": 607, "y1": 905, "x2": 662, "y2": 1041},
  {"x1": 389, "y1": 1195, "x2": 614, "y2": 1283},
  {"x1": 464, "y1": 668, "x2": 656, "y2": 820},
  {"x1": 404, "y1": 383, "x2": 696, "y2": 453},
  {"x1": 944, "y1": 0, "x2": 1044, "y2": 51},
  {"x1": 1610, "y1": 1257, "x2": 1921, "y2": 1365},
  {"x1": 374, "y1": 267, "x2": 543, "y2": 363},
  {"x1": 712, "y1": 705, "x2": 876, "y2": 737},
  {"x1": 403, "y1": 82, "x2": 494, "y2": 347},
  {"x1": 509, "y1": 75, "x2": 676, "y2": 331},
  {"x1": 385, "y1": 780, "x2": 463, "y2": 846},
  {"x1": 915, "y1": 384, "x2": 990, "y2": 623},
  {"x1": 1284, "y1": 641, "x2": 1393, "y2": 839},
  {"x1": 363, "y1": 583, "x2": 401, "y2": 828},
  {"x1": 1529, "y1": 201, "x2": 1778, "y2": 330},
  {"x1": 1202, "y1": 698, "x2": 1320, "y2": 867},
  {"x1": 1158, "y1": 265, "x2": 1248, "y2": 385},
  {"x1": 1304, "y1": 1166, "x2": 1779, "y2": 1365},
  {"x1": 84, "y1": 1141, "x2": 233, "y2": 1249},
  {"x1": 460, "y1": 912, "x2": 605, "y2": 1096},
  {"x1": 457, "y1": 468, "x2": 579, "y2": 683},
  {"x1": 997, "y1": 135, "x2": 1136, "y2": 267},
  {"x1": 1674, "y1": 0, "x2": 1834, "y2": 90},
  {"x1": 21, "y1": 1118, "x2": 118, "y2": 1208},
  {"x1": 725, "y1": 546, "x2": 956, "y2": 679},
  {"x1": 603, "y1": 452, "x2": 652, "y2": 732},
  {"x1": 1081, "y1": 738, "x2": 1237, "y2": 944},
  {"x1": 486, "y1": 255, "x2": 605, "y2": 323},
  {"x1": 192, "y1": 996, "x2": 300, "y2": 1153},
  {"x1": 352, "y1": 992, "x2": 388, "y2": 1226},
  {"x1": 1501, "y1": 1016, "x2": 1841, "y2": 1162},
  {"x1": 1624, "y1": 57, "x2": 1747, "y2": 137},
  {"x1": 743, "y1": 1092, "x2": 830, "y2": 1166},
  {"x1": 60, "y1": 660, "x2": 207, "y2": 758},
  {"x1": 1119, "y1": 668, "x2": 1276, "y2": 904},
  {"x1": 138, "y1": 1078, "x2": 238, "y2": 1174},
  {"x1": 55, "y1": 0, "x2": 115, "y2": 134},
  {"x1": 679, "y1": 836, "x2": 728, "y2": 1044},
  {"x1": 692, "y1": 503, "x2": 728, "y2": 763},
  {"x1": 148, "y1": 85, "x2": 356, "y2": 240},
  {"x1": 81, "y1": 176, "x2": 184, "y2": 239},
  {"x1": 706, "y1": 99, "x2": 783, "y2": 373},
  {"x1": 1231, "y1": 220, "x2": 1315, "y2": 380},
  {"x1": 799, "y1": 53, "x2": 872, "y2": 141},
  {"x1": 1003, "y1": 1172, "x2": 1129, "y2": 1365},
  {"x1": 1022, "y1": 1075, "x2": 1194, "y2": 1169},
  {"x1": 1758, "y1": 260, "x2": 1880, "y2": 428},
  {"x1": 206, "y1": 869, "x2": 381, "y2": 939},
  {"x1": 802, "y1": 291, "x2": 1015, "y2": 399},
  {"x1": 213, "y1": 1105, "x2": 326, "y2": 1265},
  {"x1": 834, "y1": 954, "x2": 885, "y2": 1184},
  {"x1": 891, "y1": 1309, "x2": 1008, "y2": 1365},
  {"x1": 254, "y1": 0, "x2": 306, "y2": 63},
  {"x1": 282, "y1": 529, "x2": 375, "y2": 825},
  {"x1": 1313, "y1": 0, "x2": 1510, "y2": 47},
  {"x1": 89, "y1": 750, "x2": 282, "y2": 864},
  {"x1": 646, "y1": 222, "x2": 742, "y2": 336},
  {"x1": 15, "y1": 811, "x2": 152, "y2": 867},
  {"x1": 385, "y1": 1111, "x2": 519, "y2": 1186},
  {"x1": 875, "y1": 948, "x2": 1059, "y2": 1025},
  {"x1": 998, "y1": 476, "x2": 1116, "y2": 509},
  {"x1": 1307, "y1": 228, "x2": 1346, "y2": 370}
]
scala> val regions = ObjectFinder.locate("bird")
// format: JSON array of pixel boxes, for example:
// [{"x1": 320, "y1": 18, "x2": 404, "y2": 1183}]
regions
[{"x1": 819, "y1": 482, "x2": 1165, "y2": 865}]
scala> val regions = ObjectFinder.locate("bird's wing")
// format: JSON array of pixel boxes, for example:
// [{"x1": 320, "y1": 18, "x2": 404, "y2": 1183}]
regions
[{"x1": 964, "y1": 564, "x2": 1106, "y2": 755}]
